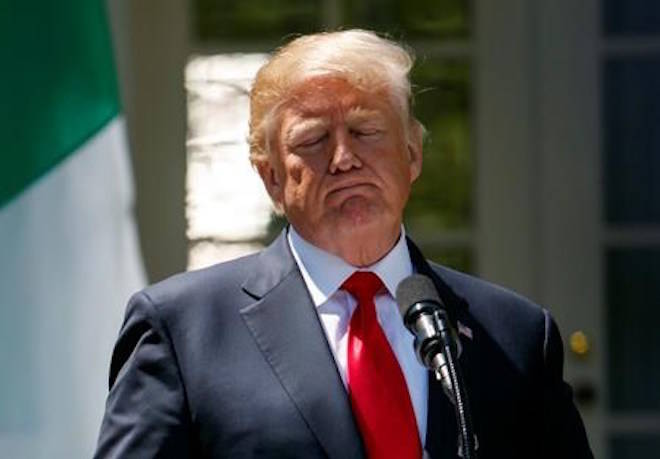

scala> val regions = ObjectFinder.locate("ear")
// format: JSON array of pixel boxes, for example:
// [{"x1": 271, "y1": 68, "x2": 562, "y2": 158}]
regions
[
  {"x1": 255, "y1": 158, "x2": 284, "y2": 207},
  {"x1": 407, "y1": 119, "x2": 424, "y2": 183}
]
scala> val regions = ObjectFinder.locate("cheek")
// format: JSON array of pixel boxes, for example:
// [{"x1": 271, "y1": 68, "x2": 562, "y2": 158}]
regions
[
  {"x1": 289, "y1": 162, "x2": 308, "y2": 187},
  {"x1": 287, "y1": 151, "x2": 329, "y2": 186},
  {"x1": 393, "y1": 179, "x2": 412, "y2": 204},
  {"x1": 384, "y1": 159, "x2": 414, "y2": 202},
  {"x1": 281, "y1": 154, "x2": 304, "y2": 184},
  {"x1": 282, "y1": 160, "x2": 317, "y2": 206}
]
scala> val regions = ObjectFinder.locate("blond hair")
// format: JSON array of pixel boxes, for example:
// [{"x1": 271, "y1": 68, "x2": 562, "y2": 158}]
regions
[{"x1": 248, "y1": 29, "x2": 419, "y2": 165}]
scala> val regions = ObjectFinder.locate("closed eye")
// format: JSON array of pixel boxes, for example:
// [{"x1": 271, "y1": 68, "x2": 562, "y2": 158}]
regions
[
  {"x1": 294, "y1": 133, "x2": 328, "y2": 152},
  {"x1": 351, "y1": 128, "x2": 382, "y2": 139}
]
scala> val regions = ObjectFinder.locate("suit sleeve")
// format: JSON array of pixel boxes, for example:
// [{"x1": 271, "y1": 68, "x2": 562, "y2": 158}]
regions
[
  {"x1": 541, "y1": 309, "x2": 594, "y2": 459},
  {"x1": 94, "y1": 292, "x2": 193, "y2": 458}
]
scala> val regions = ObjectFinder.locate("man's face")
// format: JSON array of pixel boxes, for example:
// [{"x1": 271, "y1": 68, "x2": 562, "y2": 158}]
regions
[{"x1": 257, "y1": 77, "x2": 423, "y2": 264}]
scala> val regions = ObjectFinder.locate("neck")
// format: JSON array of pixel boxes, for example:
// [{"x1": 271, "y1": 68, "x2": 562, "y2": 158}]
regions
[{"x1": 294, "y1": 223, "x2": 402, "y2": 267}]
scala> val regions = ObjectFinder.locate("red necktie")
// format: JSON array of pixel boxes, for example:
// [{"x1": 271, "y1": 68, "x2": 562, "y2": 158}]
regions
[{"x1": 343, "y1": 271, "x2": 422, "y2": 459}]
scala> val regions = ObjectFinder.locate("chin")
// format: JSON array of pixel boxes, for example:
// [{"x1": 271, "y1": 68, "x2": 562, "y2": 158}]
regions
[
  {"x1": 339, "y1": 205, "x2": 380, "y2": 228},
  {"x1": 339, "y1": 212, "x2": 396, "y2": 239},
  {"x1": 325, "y1": 198, "x2": 399, "y2": 239}
]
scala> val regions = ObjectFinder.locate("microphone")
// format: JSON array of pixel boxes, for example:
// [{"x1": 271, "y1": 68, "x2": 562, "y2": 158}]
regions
[
  {"x1": 395, "y1": 274, "x2": 458, "y2": 403},
  {"x1": 397, "y1": 274, "x2": 479, "y2": 458}
]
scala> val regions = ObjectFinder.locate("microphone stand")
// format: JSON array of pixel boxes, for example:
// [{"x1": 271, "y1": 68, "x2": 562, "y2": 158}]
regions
[
  {"x1": 396, "y1": 272, "x2": 477, "y2": 458},
  {"x1": 429, "y1": 310, "x2": 478, "y2": 459}
]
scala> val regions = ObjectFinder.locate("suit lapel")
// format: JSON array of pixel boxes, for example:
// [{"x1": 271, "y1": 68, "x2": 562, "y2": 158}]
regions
[
  {"x1": 406, "y1": 237, "x2": 468, "y2": 327},
  {"x1": 239, "y1": 233, "x2": 478, "y2": 459},
  {"x1": 240, "y1": 231, "x2": 364, "y2": 459}
]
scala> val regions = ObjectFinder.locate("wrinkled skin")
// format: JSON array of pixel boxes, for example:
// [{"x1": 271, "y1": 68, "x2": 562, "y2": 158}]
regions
[{"x1": 257, "y1": 77, "x2": 423, "y2": 267}]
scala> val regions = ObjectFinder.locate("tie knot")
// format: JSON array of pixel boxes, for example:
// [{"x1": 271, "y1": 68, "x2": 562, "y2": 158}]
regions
[{"x1": 342, "y1": 271, "x2": 384, "y2": 302}]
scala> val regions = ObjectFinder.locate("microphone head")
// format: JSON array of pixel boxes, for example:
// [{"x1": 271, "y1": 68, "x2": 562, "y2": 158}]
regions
[{"x1": 395, "y1": 274, "x2": 444, "y2": 318}]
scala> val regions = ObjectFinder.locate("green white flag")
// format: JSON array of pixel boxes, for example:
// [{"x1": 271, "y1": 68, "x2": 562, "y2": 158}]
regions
[{"x1": 0, "y1": 1, "x2": 146, "y2": 456}]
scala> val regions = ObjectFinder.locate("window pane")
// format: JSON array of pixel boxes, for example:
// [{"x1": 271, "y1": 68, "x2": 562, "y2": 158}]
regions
[
  {"x1": 405, "y1": 58, "x2": 472, "y2": 232},
  {"x1": 610, "y1": 434, "x2": 660, "y2": 458},
  {"x1": 185, "y1": 55, "x2": 275, "y2": 269},
  {"x1": 603, "y1": 0, "x2": 660, "y2": 37},
  {"x1": 342, "y1": 0, "x2": 471, "y2": 39},
  {"x1": 603, "y1": 58, "x2": 660, "y2": 224},
  {"x1": 194, "y1": 0, "x2": 322, "y2": 41},
  {"x1": 606, "y1": 248, "x2": 660, "y2": 412}
]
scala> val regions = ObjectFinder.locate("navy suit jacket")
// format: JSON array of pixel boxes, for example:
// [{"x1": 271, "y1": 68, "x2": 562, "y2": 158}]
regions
[{"x1": 95, "y1": 231, "x2": 593, "y2": 458}]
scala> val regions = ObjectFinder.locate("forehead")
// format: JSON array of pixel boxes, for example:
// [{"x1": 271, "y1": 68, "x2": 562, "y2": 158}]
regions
[{"x1": 282, "y1": 76, "x2": 393, "y2": 120}]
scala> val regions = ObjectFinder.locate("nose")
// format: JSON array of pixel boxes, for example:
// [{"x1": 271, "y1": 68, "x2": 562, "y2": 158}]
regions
[{"x1": 329, "y1": 130, "x2": 361, "y2": 174}]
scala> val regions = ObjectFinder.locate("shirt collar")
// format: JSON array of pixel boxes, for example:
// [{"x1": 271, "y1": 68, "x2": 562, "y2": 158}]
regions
[{"x1": 287, "y1": 225, "x2": 413, "y2": 307}]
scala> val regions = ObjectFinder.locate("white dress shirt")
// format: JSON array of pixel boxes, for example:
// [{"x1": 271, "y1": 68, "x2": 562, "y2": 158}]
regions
[{"x1": 287, "y1": 226, "x2": 428, "y2": 444}]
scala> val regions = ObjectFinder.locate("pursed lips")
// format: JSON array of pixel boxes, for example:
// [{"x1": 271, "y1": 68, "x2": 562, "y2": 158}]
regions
[{"x1": 325, "y1": 179, "x2": 377, "y2": 199}]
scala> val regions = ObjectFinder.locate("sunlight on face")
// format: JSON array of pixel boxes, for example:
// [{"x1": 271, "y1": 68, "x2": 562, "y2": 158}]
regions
[
  {"x1": 258, "y1": 76, "x2": 423, "y2": 265},
  {"x1": 284, "y1": 107, "x2": 388, "y2": 157}
]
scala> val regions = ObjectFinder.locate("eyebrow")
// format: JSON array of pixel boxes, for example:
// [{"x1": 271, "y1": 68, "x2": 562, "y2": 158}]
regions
[
  {"x1": 284, "y1": 118, "x2": 329, "y2": 145},
  {"x1": 345, "y1": 107, "x2": 385, "y2": 125}
]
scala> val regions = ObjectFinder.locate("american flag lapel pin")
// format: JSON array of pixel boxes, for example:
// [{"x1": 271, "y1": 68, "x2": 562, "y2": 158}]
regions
[{"x1": 457, "y1": 320, "x2": 473, "y2": 340}]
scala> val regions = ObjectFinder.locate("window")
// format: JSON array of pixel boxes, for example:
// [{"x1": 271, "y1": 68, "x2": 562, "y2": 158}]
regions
[
  {"x1": 601, "y1": 1, "x2": 660, "y2": 455},
  {"x1": 185, "y1": 54, "x2": 274, "y2": 270}
]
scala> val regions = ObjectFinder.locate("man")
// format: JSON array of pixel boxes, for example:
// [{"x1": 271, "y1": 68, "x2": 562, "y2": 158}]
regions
[{"x1": 95, "y1": 30, "x2": 593, "y2": 458}]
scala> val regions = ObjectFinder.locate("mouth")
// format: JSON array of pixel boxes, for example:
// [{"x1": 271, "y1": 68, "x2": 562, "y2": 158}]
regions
[
  {"x1": 328, "y1": 176, "x2": 377, "y2": 194},
  {"x1": 327, "y1": 181, "x2": 375, "y2": 196},
  {"x1": 325, "y1": 181, "x2": 378, "y2": 205}
]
